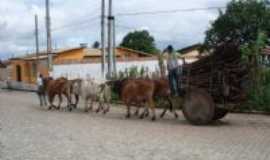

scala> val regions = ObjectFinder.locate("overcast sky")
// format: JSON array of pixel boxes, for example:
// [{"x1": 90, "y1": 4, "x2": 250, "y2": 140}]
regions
[{"x1": 0, "y1": 0, "x2": 231, "y2": 59}]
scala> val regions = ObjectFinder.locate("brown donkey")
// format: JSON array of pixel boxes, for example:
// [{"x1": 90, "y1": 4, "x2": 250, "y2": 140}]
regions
[
  {"x1": 153, "y1": 79, "x2": 179, "y2": 119},
  {"x1": 109, "y1": 79, "x2": 157, "y2": 121},
  {"x1": 43, "y1": 77, "x2": 73, "y2": 111}
]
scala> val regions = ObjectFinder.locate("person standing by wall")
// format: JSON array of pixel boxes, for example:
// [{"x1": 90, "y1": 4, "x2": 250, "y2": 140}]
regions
[{"x1": 37, "y1": 74, "x2": 47, "y2": 106}]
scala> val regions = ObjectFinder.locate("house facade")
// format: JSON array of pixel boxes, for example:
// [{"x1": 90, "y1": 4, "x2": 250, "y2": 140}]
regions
[
  {"x1": 177, "y1": 43, "x2": 208, "y2": 62},
  {"x1": 8, "y1": 46, "x2": 158, "y2": 84},
  {"x1": 8, "y1": 44, "x2": 208, "y2": 85},
  {"x1": 52, "y1": 47, "x2": 158, "y2": 80},
  {"x1": 10, "y1": 54, "x2": 49, "y2": 84},
  {"x1": 0, "y1": 60, "x2": 8, "y2": 81}
]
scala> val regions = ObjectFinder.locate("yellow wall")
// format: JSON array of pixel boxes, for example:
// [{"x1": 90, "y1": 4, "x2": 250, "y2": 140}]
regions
[
  {"x1": 9, "y1": 47, "x2": 149, "y2": 84},
  {"x1": 116, "y1": 48, "x2": 141, "y2": 58},
  {"x1": 10, "y1": 60, "x2": 49, "y2": 84},
  {"x1": 10, "y1": 60, "x2": 30, "y2": 83},
  {"x1": 54, "y1": 48, "x2": 85, "y2": 63}
]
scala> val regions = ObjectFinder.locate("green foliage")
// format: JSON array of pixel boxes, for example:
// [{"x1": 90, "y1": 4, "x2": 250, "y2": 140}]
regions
[
  {"x1": 111, "y1": 66, "x2": 149, "y2": 80},
  {"x1": 247, "y1": 69, "x2": 270, "y2": 112},
  {"x1": 204, "y1": 0, "x2": 270, "y2": 111},
  {"x1": 240, "y1": 31, "x2": 270, "y2": 112},
  {"x1": 241, "y1": 32, "x2": 268, "y2": 62},
  {"x1": 110, "y1": 89, "x2": 120, "y2": 103},
  {"x1": 204, "y1": 0, "x2": 270, "y2": 49},
  {"x1": 120, "y1": 30, "x2": 158, "y2": 54},
  {"x1": 92, "y1": 41, "x2": 100, "y2": 48}
]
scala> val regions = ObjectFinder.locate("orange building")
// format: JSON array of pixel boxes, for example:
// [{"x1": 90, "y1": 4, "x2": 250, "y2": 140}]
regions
[{"x1": 9, "y1": 46, "x2": 155, "y2": 84}]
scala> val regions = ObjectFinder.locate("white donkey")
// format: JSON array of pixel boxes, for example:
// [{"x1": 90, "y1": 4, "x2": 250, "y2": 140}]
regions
[{"x1": 73, "y1": 78, "x2": 111, "y2": 113}]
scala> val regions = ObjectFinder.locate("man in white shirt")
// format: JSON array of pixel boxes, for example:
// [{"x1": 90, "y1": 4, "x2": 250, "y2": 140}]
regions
[{"x1": 166, "y1": 45, "x2": 181, "y2": 96}]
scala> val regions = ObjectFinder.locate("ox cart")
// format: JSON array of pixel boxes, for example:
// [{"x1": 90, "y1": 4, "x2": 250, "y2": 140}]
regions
[{"x1": 179, "y1": 44, "x2": 248, "y2": 125}]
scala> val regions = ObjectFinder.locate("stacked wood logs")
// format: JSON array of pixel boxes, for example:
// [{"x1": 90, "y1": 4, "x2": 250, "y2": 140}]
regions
[{"x1": 181, "y1": 44, "x2": 249, "y2": 104}]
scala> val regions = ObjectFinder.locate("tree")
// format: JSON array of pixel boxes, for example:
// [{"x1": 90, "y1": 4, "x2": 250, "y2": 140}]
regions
[
  {"x1": 242, "y1": 31, "x2": 268, "y2": 88},
  {"x1": 120, "y1": 30, "x2": 158, "y2": 54},
  {"x1": 204, "y1": 0, "x2": 270, "y2": 49},
  {"x1": 242, "y1": 31, "x2": 270, "y2": 110},
  {"x1": 92, "y1": 41, "x2": 100, "y2": 49}
]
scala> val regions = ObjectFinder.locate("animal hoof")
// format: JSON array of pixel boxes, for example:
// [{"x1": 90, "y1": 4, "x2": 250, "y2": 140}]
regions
[
  {"x1": 151, "y1": 116, "x2": 156, "y2": 121},
  {"x1": 139, "y1": 114, "x2": 144, "y2": 119},
  {"x1": 160, "y1": 114, "x2": 165, "y2": 118},
  {"x1": 125, "y1": 114, "x2": 131, "y2": 119},
  {"x1": 134, "y1": 111, "x2": 139, "y2": 116},
  {"x1": 103, "y1": 109, "x2": 109, "y2": 114},
  {"x1": 48, "y1": 107, "x2": 52, "y2": 110},
  {"x1": 84, "y1": 110, "x2": 89, "y2": 113}
]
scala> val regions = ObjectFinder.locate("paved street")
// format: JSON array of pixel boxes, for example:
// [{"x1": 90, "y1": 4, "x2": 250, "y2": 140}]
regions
[{"x1": 0, "y1": 90, "x2": 270, "y2": 160}]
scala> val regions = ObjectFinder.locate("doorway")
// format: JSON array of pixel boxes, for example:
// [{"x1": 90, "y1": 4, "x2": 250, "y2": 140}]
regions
[{"x1": 16, "y1": 65, "x2": 22, "y2": 82}]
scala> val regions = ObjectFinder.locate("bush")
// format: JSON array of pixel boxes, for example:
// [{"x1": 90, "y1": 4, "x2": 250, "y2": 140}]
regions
[
  {"x1": 245, "y1": 68, "x2": 270, "y2": 112},
  {"x1": 112, "y1": 66, "x2": 149, "y2": 80}
]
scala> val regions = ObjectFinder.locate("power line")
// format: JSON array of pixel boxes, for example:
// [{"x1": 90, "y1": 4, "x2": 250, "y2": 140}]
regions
[
  {"x1": 51, "y1": 15, "x2": 100, "y2": 31},
  {"x1": 115, "y1": 24, "x2": 134, "y2": 30},
  {"x1": 115, "y1": 23, "x2": 166, "y2": 33},
  {"x1": 50, "y1": 3, "x2": 101, "y2": 31},
  {"x1": 116, "y1": 6, "x2": 225, "y2": 16}
]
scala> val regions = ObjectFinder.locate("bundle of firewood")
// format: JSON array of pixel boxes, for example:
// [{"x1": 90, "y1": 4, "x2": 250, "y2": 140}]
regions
[{"x1": 181, "y1": 44, "x2": 249, "y2": 104}]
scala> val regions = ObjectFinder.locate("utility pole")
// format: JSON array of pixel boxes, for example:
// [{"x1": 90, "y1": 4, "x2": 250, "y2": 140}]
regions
[
  {"x1": 46, "y1": 0, "x2": 53, "y2": 74},
  {"x1": 35, "y1": 14, "x2": 40, "y2": 77},
  {"x1": 112, "y1": 16, "x2": 117, "y2": 73},
  {"x1": 101, "y1": 0, "x2": 106, "y2": 78},
  {"x1": 107, "y1": 0, "x2": 114, "y2": 78}
]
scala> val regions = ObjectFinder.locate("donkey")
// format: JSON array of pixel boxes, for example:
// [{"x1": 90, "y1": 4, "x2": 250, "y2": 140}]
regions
[
  {"x1": 43, "y1": 77, "x2": 73, "y2": 111},
  {"x1": 108, "y1": 79, "x2": 157, "y2": 121},
  {"x1": 74, "y1": 78, "x2": 112, "y2": 113},
  {"x1": 153, "y1": 79, "x2": 179, "y2": 119}
]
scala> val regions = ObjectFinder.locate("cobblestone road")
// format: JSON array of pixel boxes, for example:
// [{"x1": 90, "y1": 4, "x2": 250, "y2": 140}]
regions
[{"x1": 0, "y1": 90, "x2": 270, "y2": 160}]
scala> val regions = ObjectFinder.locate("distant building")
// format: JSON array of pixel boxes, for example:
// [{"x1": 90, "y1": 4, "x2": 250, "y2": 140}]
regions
[
  {"x1": 0, "y1": 60, "x2": 5, "y2": 68},
  {"x1": 177, "y1": 43, "x2": 208, "y2": 62},
  {"x1": 53, "y1": 47, "x2": 159, "y2": 81},
  {"x1": 0, "y1": 60, "x2": 8, "y2": 81},
  {"x1": 8, "y1": 46, "x2": 159, "y2": 84},
  {"x1": 8, "y1": 44, "x2": 210, "y2": 85}
]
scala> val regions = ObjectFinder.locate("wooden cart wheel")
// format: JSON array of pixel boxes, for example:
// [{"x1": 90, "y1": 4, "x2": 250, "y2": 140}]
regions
[
  {"x1": 212, "y1": 108, "x2": 229, "y2": 121},
  {"x1": 182, "y1": 88, "x2": 215, "y2": 125}
]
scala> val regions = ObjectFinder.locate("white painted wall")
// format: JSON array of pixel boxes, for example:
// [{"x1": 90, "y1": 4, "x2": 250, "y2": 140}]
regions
[
  {"x1": 52, "y1": 59, "x2": 195, "y2": 80},
  {"x1": 52, "y1": 60, "x2": 160, "y2": 80}
]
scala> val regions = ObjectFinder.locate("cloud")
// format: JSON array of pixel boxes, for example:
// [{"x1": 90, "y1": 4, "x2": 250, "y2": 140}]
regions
[{"x1": 0, "y1": 0, "x2": 231, "y2": 59}]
